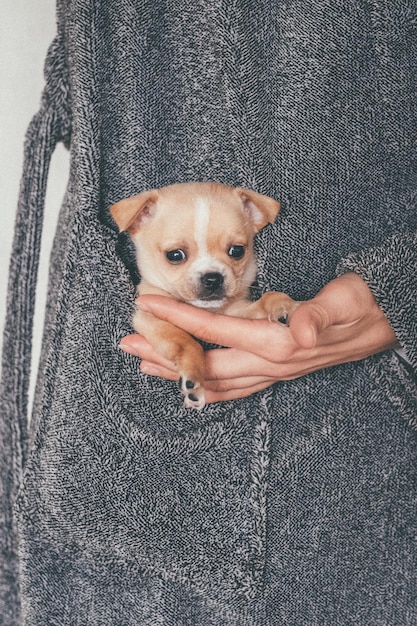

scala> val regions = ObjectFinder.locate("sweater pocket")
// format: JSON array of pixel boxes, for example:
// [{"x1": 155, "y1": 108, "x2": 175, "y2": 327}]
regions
[{"x1": 16, "y1": 392, "x2": 270, "y2": 602}]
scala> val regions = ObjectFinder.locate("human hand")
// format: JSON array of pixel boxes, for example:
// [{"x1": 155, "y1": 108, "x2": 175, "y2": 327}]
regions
[{"x1": 119, "y1": 273, "x2": 399, "y2": 403}]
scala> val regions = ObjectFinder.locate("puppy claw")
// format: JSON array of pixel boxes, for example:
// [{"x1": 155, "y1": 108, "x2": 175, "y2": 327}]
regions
[{"x1": 270, "y1": 313, "x2": 288, "y2": 325}]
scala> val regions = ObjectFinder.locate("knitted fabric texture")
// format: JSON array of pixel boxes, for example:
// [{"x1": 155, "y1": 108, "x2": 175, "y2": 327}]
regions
[{"x1": 1, "y1": 1, "x2": 416, "y2": 624}]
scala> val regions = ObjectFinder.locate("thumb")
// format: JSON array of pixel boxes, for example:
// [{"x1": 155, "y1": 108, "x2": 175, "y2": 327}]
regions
[
  {"x1": 289, "y1": 274, "x2": 363, "y2": 349},
  {"x1": 289, "y1": 300, "x2": 331, "y2": 349}
]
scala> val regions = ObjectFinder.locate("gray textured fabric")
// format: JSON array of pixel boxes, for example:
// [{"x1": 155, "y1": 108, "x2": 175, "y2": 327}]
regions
[{"x1": 1, "y1": 1, "x2": 417, "y2": 624}]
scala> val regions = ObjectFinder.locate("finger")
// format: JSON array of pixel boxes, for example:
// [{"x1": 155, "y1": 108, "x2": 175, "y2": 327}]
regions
[
  {"x1": 140, "y1": 360, "x2": 178, "y2": 380},
  {"x1": 137, "y1": 295, "x2": 289, "y2": 354},
  {"x1": 204, "y1": 346, "x2": 331, "y2": 383},
  {"x1": 119, "y1": 333, "x2": 176, "y2": 370},
  {"x1": 204, "y1": 347, "x2": 281, "y2": 381},
  {"x1": 206, "y1": 372, "x2": 277, "y2": 392},
  {"x1": 203, "y1": 346, "x2": 329, "y2": 383},
  {"x1": 119, "y1": 333, "x2": 148, "y2": 356},
  {"x1": 205, "y1": 380, "x2": 275, "y2": 404}
]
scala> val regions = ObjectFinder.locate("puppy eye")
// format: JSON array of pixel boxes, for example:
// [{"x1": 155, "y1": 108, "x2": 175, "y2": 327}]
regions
[
  {"x1": 166, "y1": 249, "x2": 187, "y2": 264},
  {"x1": 228, "y1": 245, "x2": 245, "y2": 259}
]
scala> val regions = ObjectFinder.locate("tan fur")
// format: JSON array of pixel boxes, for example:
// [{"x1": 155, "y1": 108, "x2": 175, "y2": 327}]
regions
[{"x1": 111, "y1": 182, "x2": 299, "y2": 409}]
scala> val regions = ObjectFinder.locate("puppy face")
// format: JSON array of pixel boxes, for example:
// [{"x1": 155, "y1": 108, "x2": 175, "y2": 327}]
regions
[{"x1": 111, "y1": 182, "x2": 280, "y2": 310}]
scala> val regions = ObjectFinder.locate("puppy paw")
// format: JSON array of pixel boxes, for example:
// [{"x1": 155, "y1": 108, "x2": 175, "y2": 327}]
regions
[
  {"x1": 179, "y1": 377, "x2": 206, "y2": 410},
  {"x1": 259, "y1": 292, "x2": 300, "y2": 324}
]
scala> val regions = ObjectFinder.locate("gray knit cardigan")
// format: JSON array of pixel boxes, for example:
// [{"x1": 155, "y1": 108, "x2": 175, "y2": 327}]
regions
[{"x1": 1, "y1": 1, "x2": 417, "y2": 624}]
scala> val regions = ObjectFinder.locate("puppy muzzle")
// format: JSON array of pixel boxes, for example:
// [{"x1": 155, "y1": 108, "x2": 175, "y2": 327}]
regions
[{"x1": 198, "y1": 272, "x2": 225, "y2": 300}]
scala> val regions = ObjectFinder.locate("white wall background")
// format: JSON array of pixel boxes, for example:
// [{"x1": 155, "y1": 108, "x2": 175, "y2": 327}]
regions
[{"x1": 0, "y1": 1, "x2": 70, "y2": 394}]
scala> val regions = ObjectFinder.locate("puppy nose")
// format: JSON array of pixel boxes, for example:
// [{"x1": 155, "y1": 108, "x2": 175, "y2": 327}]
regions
[{"x1": 201, "y1": 272, "x2": 224, "y2": 292}]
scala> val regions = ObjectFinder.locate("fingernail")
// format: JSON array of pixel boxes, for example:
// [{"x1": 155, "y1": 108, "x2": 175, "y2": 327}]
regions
[
  {"x1": 136, "y1": 297, "x2": 150, "y2": 312},
  {"x1": 306, "y1": 324, "x2": 318, "y2": 349},
  {"x1": 140, "y1": 363, "x2": 158, "y2": 376},
  {"x1": 119, "y1": 339, "x2": 135, "y2": 355}
]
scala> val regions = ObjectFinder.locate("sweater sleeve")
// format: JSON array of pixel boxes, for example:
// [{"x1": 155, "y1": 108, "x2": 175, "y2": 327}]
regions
[{"x1": 336, "y1": 232, "x2": 417, "y2": 369}]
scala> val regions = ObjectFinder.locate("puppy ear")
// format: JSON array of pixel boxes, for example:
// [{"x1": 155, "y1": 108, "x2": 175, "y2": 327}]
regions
[
  {"x1": 235, "y1": 188, "x2": 280, "y2": 232},
  {"x1": 110, "y1": 190, "x2": 159, "y2": 233}
]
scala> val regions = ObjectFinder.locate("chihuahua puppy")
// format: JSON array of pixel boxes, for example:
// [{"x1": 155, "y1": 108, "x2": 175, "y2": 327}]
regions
[{"x1": 111, "y1": 181, "x2": 298, "y2": 409}]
